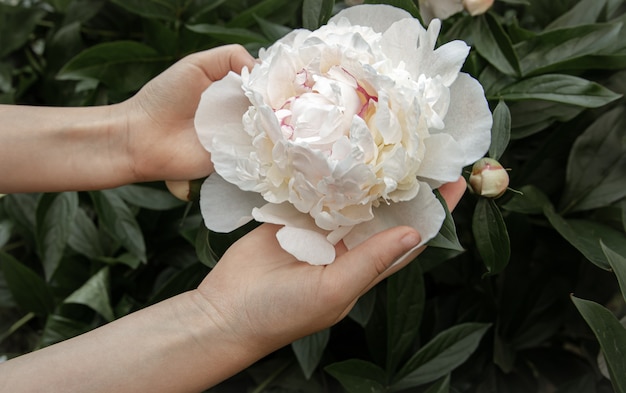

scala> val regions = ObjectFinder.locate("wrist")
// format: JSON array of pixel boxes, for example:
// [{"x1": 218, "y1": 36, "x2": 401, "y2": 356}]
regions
[{"x1": 179, "y1": 290, "x2": 276, "y2": 385}]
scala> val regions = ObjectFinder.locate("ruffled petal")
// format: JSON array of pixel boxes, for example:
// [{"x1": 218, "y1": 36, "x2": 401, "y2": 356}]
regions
[
  {"x1": 200, "y1": 174, "x2": 265, "y2": 233},
  {"x1": 329, "y1": 4, "x2": 413, "y2": 33},
  {"x1": 417, "y1": 133, "x2": 466, "y2": 187},
  {"x1": 343, "y1": 181, "x2": 445, "y2": 249},
  {"x1": 276, "y1": 226, "x2": 336, "y2": 265},
  {"x1": 195, "y1": 72, "x2": 250, "y2": 152},
  {"x1": 436, "y1": 73, "x2": 492, "y2": 164}
]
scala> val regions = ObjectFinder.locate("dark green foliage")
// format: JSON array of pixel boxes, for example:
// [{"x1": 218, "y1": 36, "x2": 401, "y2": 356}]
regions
[{"x1": 1, "y1": 0, "x2": 625, "y2": 391}]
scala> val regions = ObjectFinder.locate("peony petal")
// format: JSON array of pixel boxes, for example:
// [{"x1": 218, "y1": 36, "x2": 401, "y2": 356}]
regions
[
  {"x1": 379, "y1": 18, "x2": 423, "y2": 68},
  {"x1": 276, "y1": 226, "x2": 336, "y2": 265},
  {"x1": 343, "y1": 181, "x2": 445, "y2": 250},
  {"x1": 200, "y1": 174, "x2": 266, "y2": 233},
  {"x1": 252, "y1": 202, "x2": 317, "y2": 229},
  {"x1": 195, "y1": 72, "x2": 250, "y2": 152},
  {"x1": 329, "y1": 4, "x2": 413, "y2": 33},
  {"x1": 437, "y1": 73, "x2": 492, "y2": 164},
  {"x1": 417, "y1": 133, "x2": 466, "y2": 187},
  {"x1": 428, "y1": 40, "x2": 471, "y2": 86}
]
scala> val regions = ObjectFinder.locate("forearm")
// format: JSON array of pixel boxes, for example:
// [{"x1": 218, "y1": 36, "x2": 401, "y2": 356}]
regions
[
  {"x1": 0, "y1": 290, "x2": 270, "y2": 393},
  {"x1": 0, "y1": 104, "x2": 135, "y2": 193}
]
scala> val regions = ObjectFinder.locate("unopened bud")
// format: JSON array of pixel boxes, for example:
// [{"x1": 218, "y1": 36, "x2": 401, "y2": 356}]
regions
[
  {"x1": 468, "y1": 158, "x2": 509, "y2": 198},
  {"x1": 462, "y1": 0, "x2": 494, "y2": 16},
  {"x1": 166, "y1": 179, "x2": 203, "y2": 202}
]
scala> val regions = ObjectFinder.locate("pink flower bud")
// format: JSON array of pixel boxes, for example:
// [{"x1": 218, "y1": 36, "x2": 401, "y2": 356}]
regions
[
  {"x1": 462, "y1": 0, "x2": 494, "y2": 16},
  {"x1": 469, "y1": 158, "x2": 509, "y2": 198}
]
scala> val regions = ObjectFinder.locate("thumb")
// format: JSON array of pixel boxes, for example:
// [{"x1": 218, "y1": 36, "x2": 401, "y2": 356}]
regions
[{"x1": 332, "y1": 226, "x2": 422, "y2": 297}]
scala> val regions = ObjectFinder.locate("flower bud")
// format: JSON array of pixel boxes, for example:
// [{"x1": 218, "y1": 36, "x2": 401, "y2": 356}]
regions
[
  {"x1": 462, "y1": 0, "x2": 494, "y2": 16},
  {"x1": 468, "y1": 158, "x2": 509, "y2": 198}
]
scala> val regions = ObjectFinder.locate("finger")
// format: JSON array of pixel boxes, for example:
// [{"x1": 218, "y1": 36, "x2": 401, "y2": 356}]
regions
[
  {"x1": 330, "y1": 226, "x2": 421, "y2": 298},
  {"x1": 188, "y1": 45, "x2": 256, "y2": 82},
  {"x1": 438, "y1": 176, "x2": 467, "y2": 211}
]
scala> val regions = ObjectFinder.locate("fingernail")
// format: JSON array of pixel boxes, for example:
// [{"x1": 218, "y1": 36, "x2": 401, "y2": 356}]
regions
[{"x1": 400, "y1": 231, "x2": 421, "y2": 249}]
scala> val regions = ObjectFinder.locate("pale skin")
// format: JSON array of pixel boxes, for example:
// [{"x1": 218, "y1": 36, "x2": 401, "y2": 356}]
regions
[{"x1": 0, "y1": 44, "x2": 468, "y2": 392}]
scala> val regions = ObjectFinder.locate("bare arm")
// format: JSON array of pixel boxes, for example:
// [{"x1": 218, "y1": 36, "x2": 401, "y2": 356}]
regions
[{"x1": 0, "y1": 45, "x2": 256, "y2": 193}]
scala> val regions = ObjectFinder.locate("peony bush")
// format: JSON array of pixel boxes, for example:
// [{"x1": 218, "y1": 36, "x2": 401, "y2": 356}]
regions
[{"x1": 1, "y1": 0, "x2": 625, "y2": 392}]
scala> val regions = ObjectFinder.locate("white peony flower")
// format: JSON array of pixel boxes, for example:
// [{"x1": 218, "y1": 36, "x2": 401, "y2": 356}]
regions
[{"x1": 195, "y1": 4, "x2": 492, "y2": 265}]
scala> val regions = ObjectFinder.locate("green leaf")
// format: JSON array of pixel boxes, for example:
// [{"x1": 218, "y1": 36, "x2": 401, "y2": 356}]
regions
[
  {"x1": 424, "y1": 374, "x2": 451, "y2": 393},
  {"x1": 64, "y1": 267, "x2": 115, "y2": 322},
  {"x1": 516, "y1": 22, "x2": 622, "y2": 76},
  {"x1": 566, "y1": 219, "x2": 626, "y2": 271},
  {"x1": 96, "y1": 252, "x2": 142, "y2": 269},
  {"x1": 109, "y1": 0, "x2": 178, "y2": 21},
  {"x1": 0, "y1": 252, "x2": 55, "y2": 316},
  {"x1": 0, "y1": 4, "x2": 47, "y2": 58},
  {"x1": 501, "y1": 185, "x2": 550, "y2": 215},
  {"x1": 302, "y1": 0, "x2": 334, "y2": 30},
  {"x1": 292, "y1": 328, "x2": 330, "y2": 379},
  {"x1": 348, "y1": 287, "x2": 376, "y2": 327},
  {"x1": 0, "y1": 219, "x2": 13, "y2": 249},
  {"x1": 185, "y1": 0, "x2": 227, "y2": 24},
  {"x1": 325, "y1": 359, "x2": 387, "y2": 393},
  {"x1": 472, "y1": 198, "x2": 510, "y2": 276},
  {"x1": 148, "y1": 263, "x2": 208, "y2": 305},
  {"x1": 546, "y1": 0, "x2": 611, "y2": 30},
  {"x1": 622, "y1": 200, "x2": 626, "y2": 233},
  {"x1": 364, "y1": 0, "x2": 421, "y2": 19},
  {"x1": 254, "y1": 15, "x2": 293, "y2": 42},
  {"x1": 506, "y1": 186, "x2": 626, "y2": 271},
  {"x1": 601, "y1": 241, "x2": 626, "y2": 303},
  {"x1": 471, "y1": 13, "x2": 521, "y2": 77},
  {"x1": 387, "y1": 261, "x2": 424, "y2": 373},
  {"x1": 195, "y1": 225, "x2": 218, "y2": 268},
  {"x1": 63, "y1": 0, "x2": 106, "y2": 25},
  {"x1": 226, "y1": 0, "x2": 294, "y2": 28},
  {"x1": 392, "y1": 323, "x2": 491, "y2": 391},
  {"x1": 68, "y1": 208, "x2": 104, "y2": 260},
  {"x1": 572, "y1": 296, "x2": 626, "y2": 393},
  {"x1": 112, "y1": 184, "x2": 184, "y2": 211},
  {"x1": 428, "y1": 192, "x2": 464, "y2": 251},
  {"x1": 40, "y1": 314, "x2": 92, "y2": 348},
  {"x1": 489, "y1": 100, "x2": 511, "y2": 160},
  {"x1": 186, "y1": 24, "x2": 269, "y2": 45},
  {"x1": 89, "y1": 190, "x2": 146, "y2": 262},
  {"x1": 3, "y1": 193, "x2": 38, "y2": 233},
  {"x1": 496, "y1": 74, "x2": 621, "y2": 108},
  {"x1": 509, "y1": 100, "x2": 584, "y2": 139},
  {"x1": 58, "y1": 41, "x2": 169, "y2": 93},
  {"x1": 36, "y1": 192, "x2": 79, "y2": 281},
  {"x1": 560, "y1": 107, "x2": 626, "y2": 213}
]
